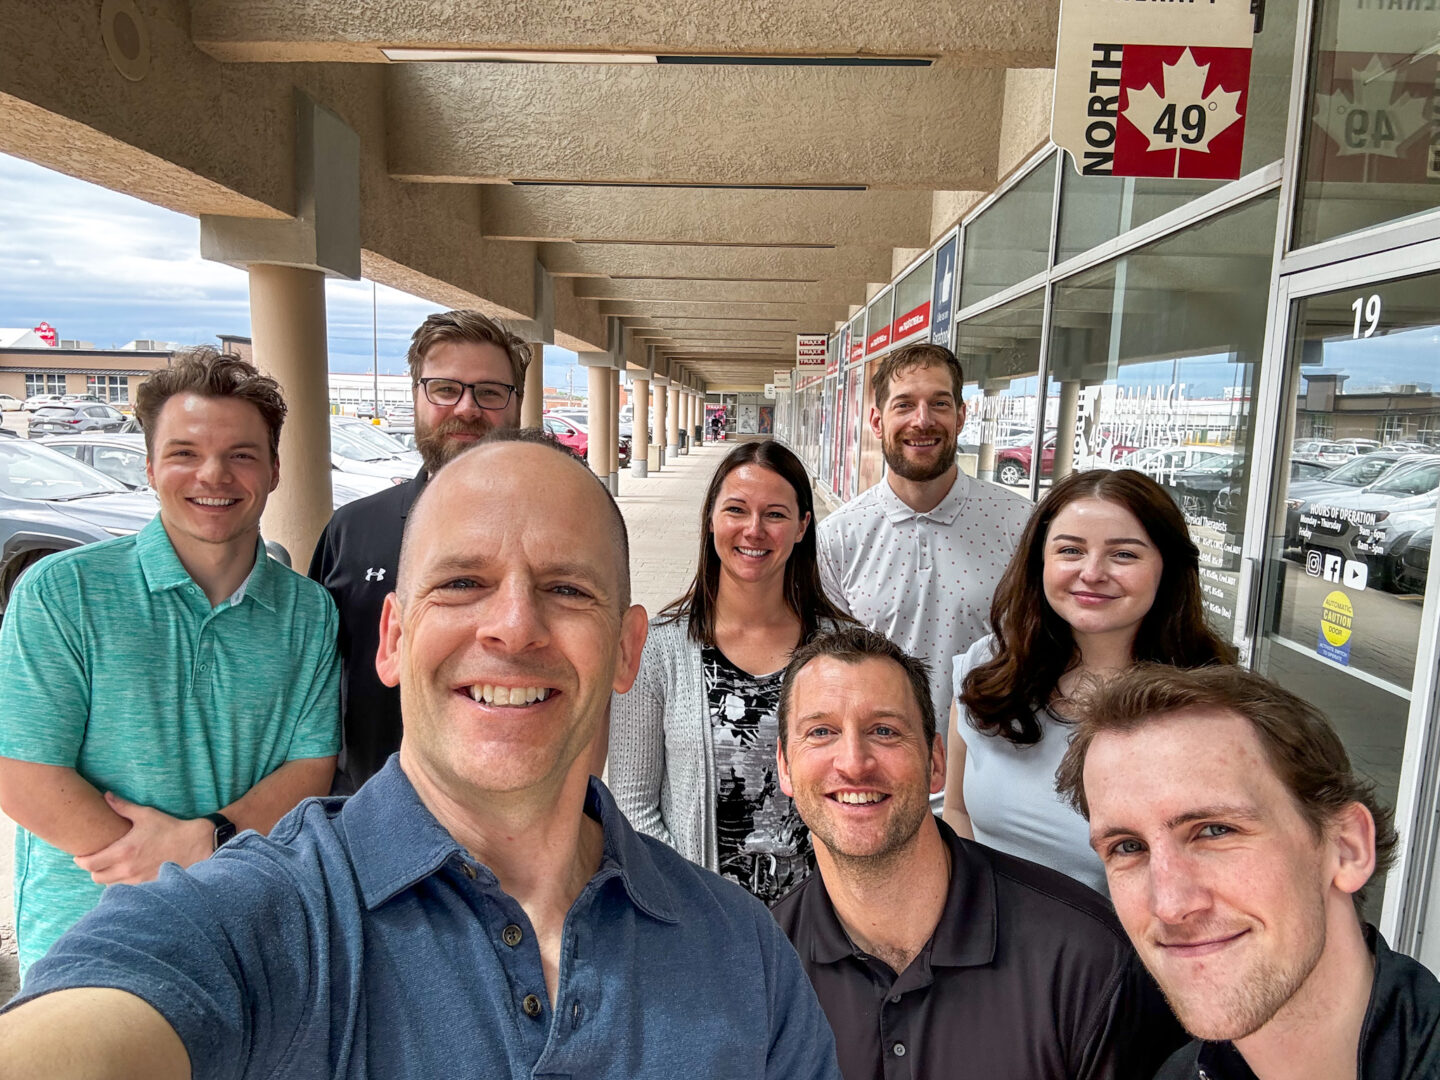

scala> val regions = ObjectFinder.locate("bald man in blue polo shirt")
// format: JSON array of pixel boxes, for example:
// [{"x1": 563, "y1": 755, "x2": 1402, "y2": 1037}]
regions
[{"x1": 0, "y1": 348, "x2": 339, "y2": 981}]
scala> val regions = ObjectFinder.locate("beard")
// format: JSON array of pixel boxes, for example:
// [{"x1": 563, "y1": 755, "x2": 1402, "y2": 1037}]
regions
[
  {"x1": 882, "y1": 426, "x2": 958, "y2": 483},
  {"x1": 1149, "y1": 901, "x2": 1328, "y2": 1043},
  {"x1": 415, "y1": 414, "x2": 503, "y2": 474},
  {"x1": 797, "y1": 782, "x2": 933, "y2": 881}
]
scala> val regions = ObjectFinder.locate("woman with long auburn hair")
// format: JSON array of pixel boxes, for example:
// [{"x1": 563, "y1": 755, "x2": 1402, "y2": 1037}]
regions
[
  {"x1": 942, "y1": 468, "x2": 1235, "y2": 892},
  {"x1": 610, "y1": 440, "x2": 852, "y2": 903}
]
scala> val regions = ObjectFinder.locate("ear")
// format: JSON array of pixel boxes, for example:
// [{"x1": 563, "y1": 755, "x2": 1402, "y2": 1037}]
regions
[
  {"x1": 776, "y1": 736, "x2": 795, "y2": 799},
  {"x1": 928, "y1": 733, "x2": 947, "y2": 796},
  {"x1": 375, "y1": 592, "x2": 404, "y2": 689},
  {"x1": 269, "y1": 451, "x2": 281, "y2": 494},
  {"x1": 868, "y1": 404, "x2": 884, "y2": 441},
  {"x1": 145, "y1": 454, "x2": 156, "y2": 490},
  {"x1": 955, "y1": 398, "x2": 967, "y2": 432},
  {"x1": 795, "y1": 510, "x2": 811, "y2": 545},
  {"x1": 1329, "y1": 801, "x2": 1378, "y2": 900},
  {"x1": 612, "y1": 604, "x2": 650, "y2": 694}
]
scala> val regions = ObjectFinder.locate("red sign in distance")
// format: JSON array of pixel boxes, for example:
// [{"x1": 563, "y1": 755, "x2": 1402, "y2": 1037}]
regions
[
  {"x1": 34, "y1": 321, "x2": 58, "y2": 346},
  {"x1": 849, "y1": 340, "x2": 866, "y2": 364},
  {"x1": 865, "y1": 325, "x2": 891, "y2": 357},
  {"x1": 891, "y1": 301, "x2": 931, "y2": 342},
  {"x1": 1114, "y1": 45, "x2": 1250, "y2": 180}
]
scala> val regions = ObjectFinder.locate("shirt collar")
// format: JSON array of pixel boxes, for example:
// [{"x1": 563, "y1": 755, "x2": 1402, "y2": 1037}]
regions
[
  {"x1": 342, "y1": 757, "x2": 680, "y2": 923},
  {"x1": 135, "y1": 515, "x2": 276, "y2": 611},
  {"x1": 878, "y1": 469, "x2": 970, "y2": 527},
  {"x1": 399, "y1": 467, "x2": 429, "y2": 519},
  {"x1": 799, "y1": 815, "x2": 996, "y2": 967}
]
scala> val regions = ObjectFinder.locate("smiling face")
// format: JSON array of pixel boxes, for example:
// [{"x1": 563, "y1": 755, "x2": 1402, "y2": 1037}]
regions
[
  {"x1": 872, "y1": 362, "x2": 964, "y2": 483},
  {"x1": 146, "y1": 392, "x2": 279, "y2": 557},
  {"x1": 708, "y1": 463, "x2": 810, "y2": 591},
  {"x1": 413, "y1": 339, "x2": 522, "y2": 474},
  {"x1": 778, "y1": 655, "x2": 944, "y2": 868},
  {"x1": 1084, "y1": 708, "x2": 1346, "y2": 1041},
  {"x1": 1042, "y1": 497, "x2": 1164, "y2": 650},
  {"x1": 378, "y1": 442, "x2": 646, "y2": 802}
]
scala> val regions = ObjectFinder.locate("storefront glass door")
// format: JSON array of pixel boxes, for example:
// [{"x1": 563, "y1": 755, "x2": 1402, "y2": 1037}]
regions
[{"x1": 1254, "y1": 257, "x2": 1440, "y2": 930}]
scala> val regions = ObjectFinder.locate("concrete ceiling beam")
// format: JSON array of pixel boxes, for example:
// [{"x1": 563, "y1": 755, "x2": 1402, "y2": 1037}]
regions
[
  {"x1": 191, "y1": 0, "x2": 1058, "y2": 67},
  {"x1": 572, "y1": 279, "x2": 861, "y2": 304},
  {"x1": 483, "y1": 186, "x2": 930, "y2": 247},
  {"x1": 599, "y1": 301, "x2": 847, "y2": 324},
  {"x1": 387, "y1": 64, "x2": 1003, "y2": 190},
  {"x1": 539, "y1": 242, "x2": 895, "y2": 283}
]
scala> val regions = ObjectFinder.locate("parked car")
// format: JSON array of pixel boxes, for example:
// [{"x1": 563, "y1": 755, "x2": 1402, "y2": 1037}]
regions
[
  {"x1": 61, "y1": 393, "x2": 107, "y2": 405},
  {"x1": 27, "y1": 403, "x2": 128, "y2": 437},
  {"x1": 542, "y1": 412, "x2": 631, "y2": 468},
  {"x1": 0, "y1": 438, "x2": 159, "y2": 616},
  {"x1": 1295, "y1": 456, "x2": 1440, "y2": 590},
  {"x1": 386, "y1": 424, "x2": 416, "y2": 452},
  {"x1": 333, "y1": 416, "x2": 423, "y2": 465},
  {"x1": 993, "y1": 431, "x2": 1134, "y2": 487},
  {"x1": 0, "y1": 394, "x2": 22, "y2": 412},
  {"x1": 39, "y1": 433, "x2": 150, "y2": 490},
  {"x1": 1168, "y1": 454, "x2": 1242, "y2": 519},
  {"x1": 1282, "y1": 451, "x2": 1422, "y2": 549},
  {"x1": 23, "y1": 393, "x2": 65, "y2": 411},
  {"x1": 1119, "y1": 445, "x2": 1227, "y2": 484},
  {"x1": 542, "y1": 414, "x2": 589, "y2": 460},
  {"x1": 329, "y1": 418, "x2": 416, "y2": 484},
  {"x1": 331, "y1": 471, "x2": 392, "y2": 509},
  {"x1": 1396, "y1": 525, "x2": 1431, "y2": 593}
]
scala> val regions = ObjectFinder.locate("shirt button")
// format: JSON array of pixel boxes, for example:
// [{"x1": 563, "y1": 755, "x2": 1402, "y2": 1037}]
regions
[
  {"x1": 889, "y1": 993, "x2": 901, "y2": 1004},
  {"x1": 522, "y1": 994, "x2": 543, "y2": 1018},
  {"x1": 502, "y1": 924, "x2": 523, "y2": 947},
  {"x1": 893, "y1": 1043, "x2": 907, "y2": 1057},
  {"x1": 461, "y1": 863, "x2": 477, "y2": 880}
]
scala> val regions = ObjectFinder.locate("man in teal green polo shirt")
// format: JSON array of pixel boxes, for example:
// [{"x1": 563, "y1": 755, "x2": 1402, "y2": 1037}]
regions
[{"x1": 0, "y1": 347, "x2": 340, "y2": 980}]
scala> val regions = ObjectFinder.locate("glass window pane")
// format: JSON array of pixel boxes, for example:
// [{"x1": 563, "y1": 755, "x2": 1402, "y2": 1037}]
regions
[
  {"x1": 866, "y1": 291, "x2": 895, "y2": 357},
  {"x1": 1293, "y1": 0, "x2": 1440, "y2": 247},
  {"x1": 1047, "y1": 193, "x2": 1281, "y2": 641},
  {"x1": 1054, "y1": 0, "x2": 1297, "y2": 263},
  {"x1": 954, "y1": 289, "x2": 1047, "y2": 493},
  {"x1": 960, "y1": 156, "x2": 1057, "y2": 310},
  {"x1": 893, "y1": 254, "x2": 935, "y2": 343}
]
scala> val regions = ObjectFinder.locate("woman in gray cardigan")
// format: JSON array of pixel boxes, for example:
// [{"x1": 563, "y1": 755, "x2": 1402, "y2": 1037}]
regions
[{"x1": 610, "y1": 441, "x2": 851, "y2": 902}]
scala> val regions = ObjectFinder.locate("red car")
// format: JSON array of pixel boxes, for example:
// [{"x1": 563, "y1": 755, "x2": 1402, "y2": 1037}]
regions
[
  {"x1": 542, "y1": 414, "x2": 589, "y2": 461},
  {"x1": 994, "y1": 432, "x2": 1136, "y2": 486}
]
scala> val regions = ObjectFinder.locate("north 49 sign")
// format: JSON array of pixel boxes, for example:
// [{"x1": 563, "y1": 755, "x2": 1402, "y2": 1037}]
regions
[{"x1": 1052, "y1": 0, "x2": 1255, "y2": 180}]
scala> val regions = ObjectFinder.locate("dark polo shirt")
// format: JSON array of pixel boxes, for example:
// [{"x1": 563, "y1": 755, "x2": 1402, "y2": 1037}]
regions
[
  {"x1": 308, "y1": 468, "x2": 427, "y2": 795},
  {"x1": 771, "y1": 817, "x2": 1185, "y2": 1080},
  {"x1": 1155, "y1": 925, "x2": 1440, "y2": 1079}
]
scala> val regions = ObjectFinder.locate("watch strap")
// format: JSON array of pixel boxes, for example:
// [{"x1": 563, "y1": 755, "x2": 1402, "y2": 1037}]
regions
[{"x1": 203, "y1": 812, "x2": 237, "y2": 851}]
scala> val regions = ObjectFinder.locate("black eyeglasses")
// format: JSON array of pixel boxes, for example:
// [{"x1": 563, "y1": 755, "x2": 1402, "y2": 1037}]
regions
[{"x1": 417, "y1": 378, "x2": 517, "y2": 411}]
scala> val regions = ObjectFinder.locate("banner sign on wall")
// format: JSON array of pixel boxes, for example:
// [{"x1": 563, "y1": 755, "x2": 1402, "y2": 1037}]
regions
[
  {"x1": 797, "y1": 333, "x2": 828, "y2": 367},
  {"x1": 849, "y1": 332, "x2": 866, "y2": 364},
  {"x1": 865, "y1": 322, "x2": 891, "y2": 357},
  {"x1": 930, "y1": 236, "x2": 957, "y2": 350},
  {"x1": 1051, "y1": 0, "x2": 1254, "y2": 180},
  {"x1": 773, "y1": 369, "x2": 792, "y2": 389},
  {"x1": 892, "y1": 301, "x2": 931, "y2": 342}
]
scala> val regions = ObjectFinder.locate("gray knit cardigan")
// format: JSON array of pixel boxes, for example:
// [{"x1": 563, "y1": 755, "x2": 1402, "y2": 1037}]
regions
[{"x1": 609, "y1": 615, "x2": 720, "y2": 871}]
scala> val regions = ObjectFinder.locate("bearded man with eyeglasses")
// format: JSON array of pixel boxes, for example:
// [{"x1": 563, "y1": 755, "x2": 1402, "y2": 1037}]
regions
[{"x1": 309, "y1": 310, "x2": 529, "y2": 793}]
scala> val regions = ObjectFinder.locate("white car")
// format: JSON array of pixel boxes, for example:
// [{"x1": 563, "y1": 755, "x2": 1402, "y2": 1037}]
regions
[
  {"x1": 0, "y1": 394, "x2": 22, "y2": 412},
  {"x1": 23, "y1": 393, "x2": 64, "y2": 411},
  {"x1": 329, "y1": 418, "x2": 418, "y2": 485}
]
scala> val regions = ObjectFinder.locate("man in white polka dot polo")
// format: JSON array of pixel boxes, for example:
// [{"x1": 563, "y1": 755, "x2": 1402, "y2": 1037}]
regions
[{"x1": 817, "y1": 343, "x2": 1031, "y2": 779}]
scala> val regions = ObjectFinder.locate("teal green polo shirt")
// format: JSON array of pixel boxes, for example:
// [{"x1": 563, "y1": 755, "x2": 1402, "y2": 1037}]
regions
[{"x1": 0, "y1": 515, "x2": 341, "y2": 977}]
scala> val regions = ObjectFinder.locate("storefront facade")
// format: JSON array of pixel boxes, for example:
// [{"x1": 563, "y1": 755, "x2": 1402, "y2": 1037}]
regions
[{"x1": 776, "y1": 0, "x2": 1440, "y2": 958}]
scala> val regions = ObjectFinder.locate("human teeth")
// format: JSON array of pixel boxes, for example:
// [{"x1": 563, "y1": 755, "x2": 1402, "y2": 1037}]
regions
[
  {"x1": 468, "y1": 685, "x2": 551, "y2": 705},
  {"x1": 193, "y1": 497, "x2": 237, "y2": 506},
  {"x1": 836, "y1": 792, "x2": 885, "y2": 805},
  {"x1": 737, "y1": 547, "x2": 767, "y2": 557}
]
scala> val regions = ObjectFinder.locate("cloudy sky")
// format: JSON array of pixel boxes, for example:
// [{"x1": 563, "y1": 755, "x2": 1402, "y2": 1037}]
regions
[{"x1": 0, "y1": 152, "x2": 584, "y2": 391}]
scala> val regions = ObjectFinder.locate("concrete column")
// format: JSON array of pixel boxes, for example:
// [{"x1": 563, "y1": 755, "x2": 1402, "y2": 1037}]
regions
[
  {"x1": 608, "y1": 366, "x2": 621, "y2": 494},
  {"x1": 249, "y1": 263, "x2": 332, "y2": 567},
  {"x1": 587, "y1": 365, "x2": 608, "y2": 475},
  {"x1": 521, "y1": 342, "x2": 545, "y2": 428},
  {"x1": 1053, "y1": 379, "x2": 1082, "y2": 480},
  {"x1": 631, "y1": 377, "x2": 650, "y2": 477},
  {"x1": 654, "y1": 378, "x2": 669, "y2": 469},
  {"x1": 670, "y1": 384, "x2": 683, "y2": 456},
  {"x1": 976, "y1": 386, "x2": 1002, "y2": 483}
]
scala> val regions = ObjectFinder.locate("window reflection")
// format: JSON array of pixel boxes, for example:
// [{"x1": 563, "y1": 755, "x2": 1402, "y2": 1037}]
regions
[{"x1": 953, "y1": 290, "x2": 1046, "y2": 492}]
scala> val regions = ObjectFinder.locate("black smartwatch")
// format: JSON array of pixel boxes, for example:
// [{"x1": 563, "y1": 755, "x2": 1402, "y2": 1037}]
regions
[{"x1": 204, "y1": 812, "x2": 237, "y2": 851}]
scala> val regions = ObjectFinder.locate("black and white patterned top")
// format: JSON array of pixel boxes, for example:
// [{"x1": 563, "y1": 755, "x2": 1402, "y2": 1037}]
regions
[{"x1": 702, "y1": 646, "x2": 813, "y2": 904}]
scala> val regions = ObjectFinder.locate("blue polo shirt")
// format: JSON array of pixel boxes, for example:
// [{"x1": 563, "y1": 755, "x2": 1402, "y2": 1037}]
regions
[
  {"x1": 0, "y1": 516, "x2": 341, "y2": 976},
  {"x1": 11, "y1": 761, "x2": 843, "y2": 1080}
]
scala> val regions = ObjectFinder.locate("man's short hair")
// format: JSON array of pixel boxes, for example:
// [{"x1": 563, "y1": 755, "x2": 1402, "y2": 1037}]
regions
[
  {"x1": 871, "y1": 342, "x2": 965, "y2": 413},
  {"x1": 406, "y1": 310, "x2": 531, "y2": 399},
  {"x1": 1055, "y1": 663, "x2": 1400, "y2": 912},
  {"x1": 777, "y1": 626, "x2": 935, "y2": 753},
  {"x1": 135, "y1": 346, "x2": 287, "y2": 459},
  {"x1": 396, "y1": 427, "x2": 631, "y2": 609}
]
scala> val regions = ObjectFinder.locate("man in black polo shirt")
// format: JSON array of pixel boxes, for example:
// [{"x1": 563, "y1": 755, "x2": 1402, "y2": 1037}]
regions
[
  {"x1": 771, "y1": 626, "x2": 1183, "y2": 1080},
  {"x1": 309, "y1": 310, "x2": 527, "y2": 793},
  {"x1": 1056, "y1": 664, "x2": 1440, "y2": 1080}
]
